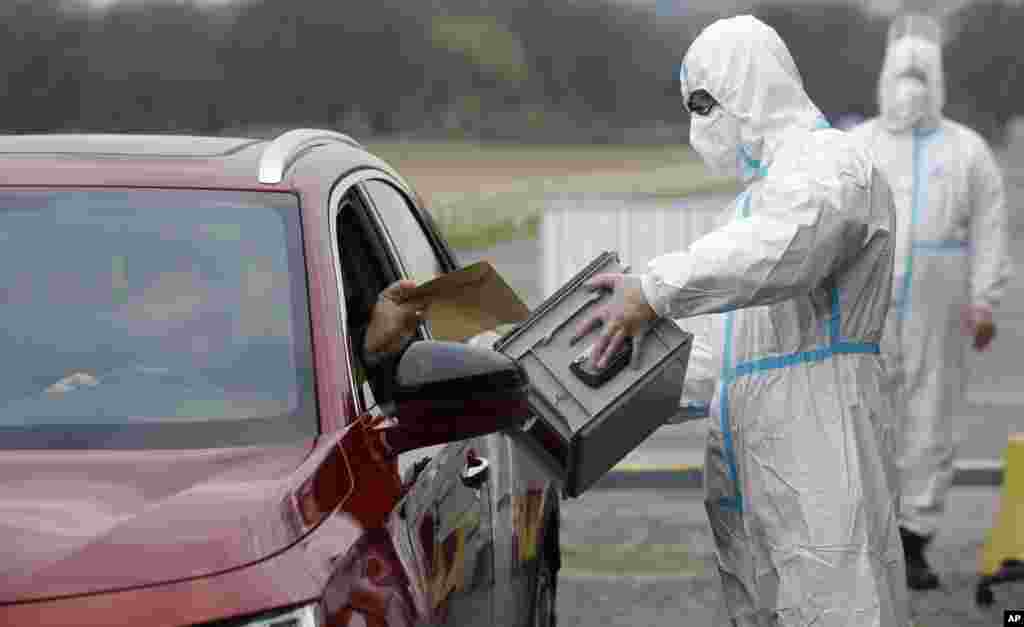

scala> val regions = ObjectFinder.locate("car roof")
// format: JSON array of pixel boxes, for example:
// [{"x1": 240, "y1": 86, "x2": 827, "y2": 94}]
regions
[
  {"x1": 0, "y1": 134, "x2": 262, "y2": 158},
  {"x1": 0, "y1": 130, "x2": 403, "y2": 193}
]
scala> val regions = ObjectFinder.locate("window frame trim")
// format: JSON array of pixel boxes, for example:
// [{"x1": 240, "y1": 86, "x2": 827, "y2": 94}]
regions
[
  {"x1": 358, "y1": 176, "x2": 458, "y2": 276},
  {"x1": 329, "y1": 170, "x2": 385, "y2": 419},
  {"x1": 328, "y1": 169, "x2": 460, "y2": 423},
  {"x1": 355, "y1": 176, "x2": 465, "y2": 477},
  {"x1": 358, "y1": 178, "x2": 443, "y2": 283},
  {"x1": 358, "y1": 179, "x2": 416, "y2": 280},
  {"x1": 327, "y1": 169, "x2": 443, "y2": 417}
]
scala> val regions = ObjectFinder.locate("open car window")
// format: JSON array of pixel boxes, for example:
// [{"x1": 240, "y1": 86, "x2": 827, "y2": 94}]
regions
[
  {"x1": 335, "y1": 187, "x2": 414, "y2": 415},
  {"x1": 359, "y1": 179, "x2": 454, "y2": 476}
]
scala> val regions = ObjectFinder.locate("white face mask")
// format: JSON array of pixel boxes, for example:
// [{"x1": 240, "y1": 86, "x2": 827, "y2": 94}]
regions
[
  {"x1": 689, "y1": 107, "x2": 742, "y2": 178},
  {"x1": 885, "y1": 75, "x2": 929, "y2": 132}
]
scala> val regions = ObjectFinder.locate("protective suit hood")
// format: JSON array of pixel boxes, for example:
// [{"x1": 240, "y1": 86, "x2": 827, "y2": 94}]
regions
[
  {"x1": 681, "y1": 15, "x2": 824, "y2": 182},
  {"x1": 878, "y1": 29, "x2": 945, "y2": 133}
]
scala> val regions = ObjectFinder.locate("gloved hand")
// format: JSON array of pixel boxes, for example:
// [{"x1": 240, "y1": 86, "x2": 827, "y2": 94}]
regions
[
  {"x1": 467, "y1": 329, "x2": 503, "y2": 350},
  {"x1": 570, "y1": 273, "x2": 658, "y2": 370},
  {"x1": 960, "y1": 304, "x2": 996, "y2": 352}
]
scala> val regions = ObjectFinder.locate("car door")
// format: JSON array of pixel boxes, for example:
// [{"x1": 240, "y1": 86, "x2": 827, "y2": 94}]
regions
[{"x1": 360, "y1": 177, "x2": 496, "y2": 627}]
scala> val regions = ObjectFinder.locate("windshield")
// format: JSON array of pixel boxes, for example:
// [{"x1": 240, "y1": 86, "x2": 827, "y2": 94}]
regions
[{"x1": 0, "y1": 189, "x2": 317, "y2": 449}]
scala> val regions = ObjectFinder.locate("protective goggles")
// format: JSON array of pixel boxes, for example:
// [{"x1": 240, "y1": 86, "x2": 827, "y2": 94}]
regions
[{"x1": 685, "y1": 89, "x2": 718, "y2": 116}]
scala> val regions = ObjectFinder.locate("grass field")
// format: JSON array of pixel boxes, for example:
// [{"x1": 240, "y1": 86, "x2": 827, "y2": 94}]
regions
[{"x1": 364, "y1": 141, "x2": 738, "y2": 249}]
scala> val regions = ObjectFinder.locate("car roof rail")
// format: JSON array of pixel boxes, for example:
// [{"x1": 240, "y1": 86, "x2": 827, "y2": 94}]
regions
[{"x1": 258, "y1": 128, "x2": 362, "y2": 184}]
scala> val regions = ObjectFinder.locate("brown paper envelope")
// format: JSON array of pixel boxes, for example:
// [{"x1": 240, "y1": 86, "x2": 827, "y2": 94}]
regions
[
  {"x1": 407, "y1": 261, "x2": 530, "y2": 342},
  {"x1": 403, "y1": 260, "x2": 492, "y2": 302}
]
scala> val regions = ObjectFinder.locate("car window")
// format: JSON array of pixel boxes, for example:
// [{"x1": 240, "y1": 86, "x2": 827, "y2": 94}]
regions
[
  {"x1": 361, "y1": 179, "x2": 449, "y2": 477},
  {"x1": 363, "y1": 180, "x2": 444, "y2": 286},
  {"x1": 0, "y1": 190, "x2": 317, "y2": 450},
  {"x1": 336, "y1": 190, "x2": 397, "y2": 415}
]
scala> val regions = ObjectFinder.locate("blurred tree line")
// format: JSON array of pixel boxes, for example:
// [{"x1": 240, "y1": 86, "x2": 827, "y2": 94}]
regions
[
  {"x1": 754, "y1": 0, "x2": 1024, "y2": 147},
  {"x1": 2, "y1": 0, "x2": 1021, "y2": 145}
]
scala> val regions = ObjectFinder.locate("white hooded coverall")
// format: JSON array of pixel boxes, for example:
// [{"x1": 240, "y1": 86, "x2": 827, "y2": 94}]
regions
[
  {"x1": 850, "y1": 27, "x2": 1012, "y2": 538},
  {"x1": 644, "y1": 16, "x2": 909, "y2": 625}
]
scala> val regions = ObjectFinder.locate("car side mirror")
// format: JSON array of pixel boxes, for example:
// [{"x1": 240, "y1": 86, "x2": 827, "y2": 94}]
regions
[{"x1": 372, "y1": 341, "x2": 531, "y2": 456}]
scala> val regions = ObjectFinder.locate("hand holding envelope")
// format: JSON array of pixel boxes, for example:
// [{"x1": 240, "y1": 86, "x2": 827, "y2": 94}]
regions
[{"x1": 403, "y1": 261, "x2": 530, "y2": 343}]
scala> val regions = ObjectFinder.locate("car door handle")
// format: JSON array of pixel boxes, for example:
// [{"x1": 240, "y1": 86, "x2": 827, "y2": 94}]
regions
[{"x1": 461, "y1": 454, "x2": 490, "y2": 489}]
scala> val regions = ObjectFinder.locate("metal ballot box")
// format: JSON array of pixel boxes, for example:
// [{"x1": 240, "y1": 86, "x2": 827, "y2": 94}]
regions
[{"x1": 493, "y1": 252, "x2": 693, "y2": 498}]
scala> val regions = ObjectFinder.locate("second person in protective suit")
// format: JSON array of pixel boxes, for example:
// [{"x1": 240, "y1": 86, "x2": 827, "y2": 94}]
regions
[
  {"x1": 573, "y1": 14, "x2": 910, "y2": 625},
  {"x1": 850, "y1": 14, "x2": 1012, "y2": 591}
]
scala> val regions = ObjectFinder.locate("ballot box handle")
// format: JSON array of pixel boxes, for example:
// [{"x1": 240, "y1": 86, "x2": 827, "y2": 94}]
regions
[{"x1": 538, "y1": 289, "x2": 606, "y2": 346}]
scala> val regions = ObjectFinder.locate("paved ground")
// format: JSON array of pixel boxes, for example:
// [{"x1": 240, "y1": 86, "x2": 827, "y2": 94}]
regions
[
  {"x1": 556, "y1": 487, "x2": 1024, "y2": 626},
  {"x1": 456, "y1": 141, "x2": 1024, "y2": 625}
]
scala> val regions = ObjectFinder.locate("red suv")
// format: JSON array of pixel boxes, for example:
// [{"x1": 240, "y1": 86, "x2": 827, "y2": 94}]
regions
[{"x1": 0, "y1": 130, "x2": 589, "y2": 627}]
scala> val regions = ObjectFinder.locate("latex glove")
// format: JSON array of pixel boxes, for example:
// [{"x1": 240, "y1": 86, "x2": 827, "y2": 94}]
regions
[
  {"x1": 365, "y1": 279, "x2": 428, "y2": 356},
  {"x1": 960, "y1": 304, "x2": 996, "y2": 352},
  {"x1": 569, "y1": 273, "x2": 658, "y2": 370},
  {"x1": 467, "y1": 329, "x2": 503, "y2": 350}
]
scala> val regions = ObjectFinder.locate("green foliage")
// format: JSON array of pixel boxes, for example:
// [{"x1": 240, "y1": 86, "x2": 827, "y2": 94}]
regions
[
  {"x1": 438, "y1": 214, "x2": 541, "y2": 251},
  {"x1": 3, "y1": 0, "x2": 1022, "y2": 145},
  {"x1": 754, "y1": 3, "x2": 888, "y2": 122},
  {"x1": 944, "y1": 0, "x2": 1024, "y2": 146},
  {"x1": 430, "y1": 16, "x2": 529, "y2": 85},
  {"x1": 754, "y1": 0, "x2": 1024, "y2": 146},
  {"x1": 371, "y1": 141, "x2": 739, "y2": 248}
]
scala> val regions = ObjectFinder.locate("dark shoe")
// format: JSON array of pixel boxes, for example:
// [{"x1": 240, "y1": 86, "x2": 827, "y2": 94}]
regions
[{"x1": 900, "y1": 526, "x2": 940, "y2": 590}]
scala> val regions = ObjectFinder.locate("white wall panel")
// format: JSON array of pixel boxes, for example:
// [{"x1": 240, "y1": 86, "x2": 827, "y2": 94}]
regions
[{"x1": 541, "y1": 194, "x2": 728, "y2": 298}]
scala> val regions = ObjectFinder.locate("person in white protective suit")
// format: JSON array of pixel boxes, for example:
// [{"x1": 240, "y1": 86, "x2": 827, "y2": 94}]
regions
[
  {"x1": 850, "y1": 14, "x2": 1012, "y2": 590},
  {"x1": 571, "y1": 15, "x2": 911, "y2": 625}
]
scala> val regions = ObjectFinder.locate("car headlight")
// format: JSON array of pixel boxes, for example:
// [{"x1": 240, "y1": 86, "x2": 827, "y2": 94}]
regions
[{"x1": 233, "y1": 603, "x2": 322, "y2": 627}]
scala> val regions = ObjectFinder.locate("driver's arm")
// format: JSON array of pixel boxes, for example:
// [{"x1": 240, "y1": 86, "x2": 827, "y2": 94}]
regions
[
  {"x1": 350, "y1": 319, "x2": 413, "y2": 407},
  {"x1": 350, "y1": 279, "x2": 425, "y2": 407}
]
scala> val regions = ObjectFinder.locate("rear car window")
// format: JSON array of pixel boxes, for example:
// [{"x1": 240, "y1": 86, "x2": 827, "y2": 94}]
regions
[{"x1": 0, "y1": 189, "x2": 317, "y2": 449}]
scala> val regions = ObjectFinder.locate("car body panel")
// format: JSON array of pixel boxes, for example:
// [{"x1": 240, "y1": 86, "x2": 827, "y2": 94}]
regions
[
  {"x1": 0, "y1": 439, "x2": 315, "y2": 602},
  {"x1": 0, "y1": 134, "x2": 262, "y2": 157},
  {"x1": 483, "y1": 431, "x2": 563, "y2": 626},
  {"x1": 0, "y1": 425, "x2": 420, "y2": 626},
  {"x1": 397, "y1": 440, "x2": 496, "y2": 626},
  {"x1": 0, "y1": 134, "x2": 407, "y2": 198},
  {"x1": 347, "y1": 174, "x2": 500, "y2": 627}
]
